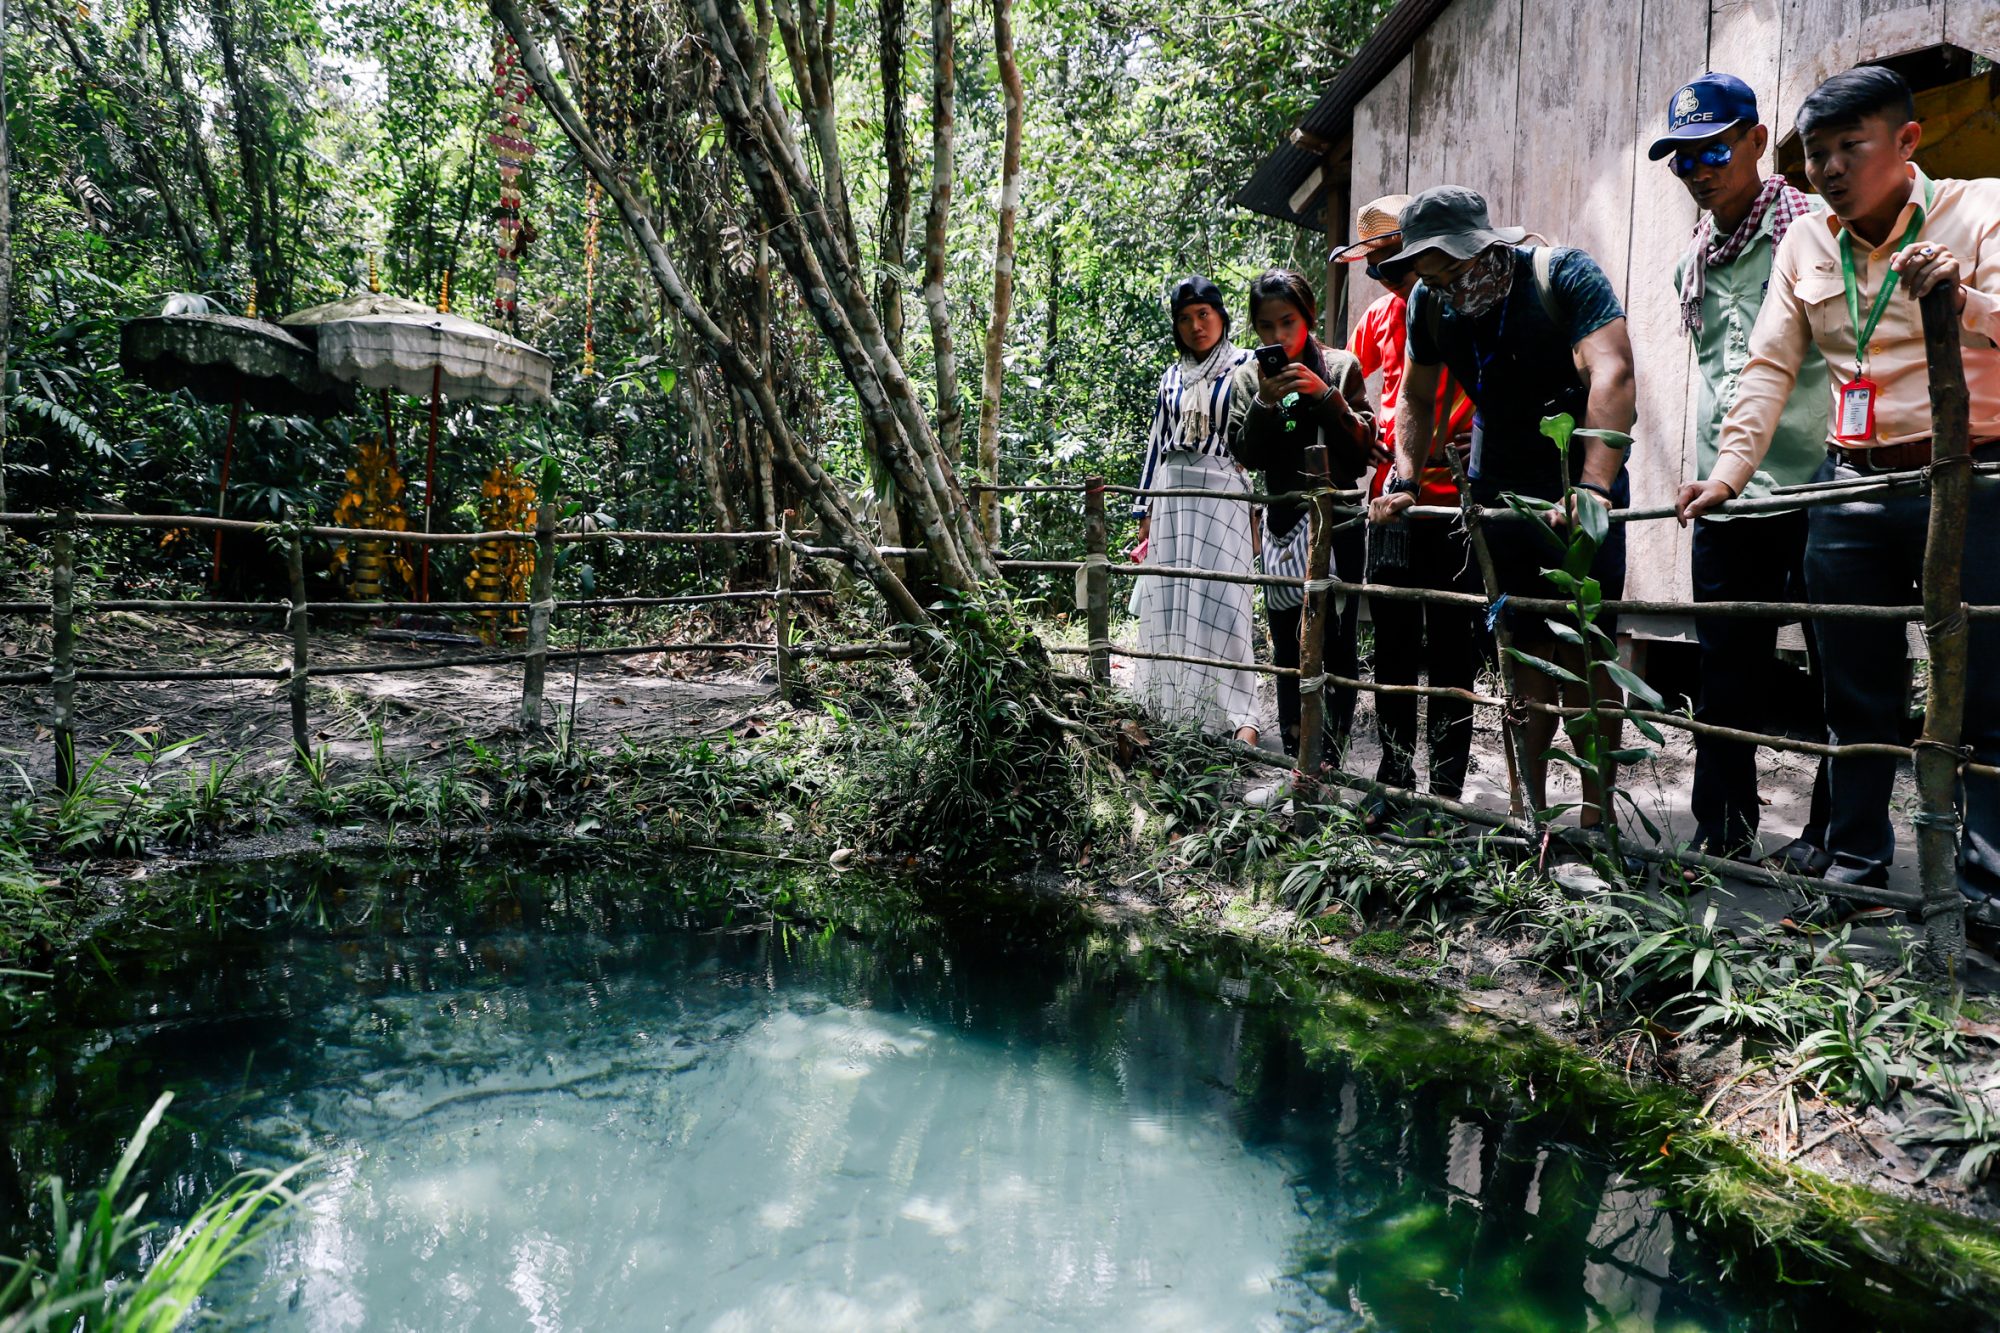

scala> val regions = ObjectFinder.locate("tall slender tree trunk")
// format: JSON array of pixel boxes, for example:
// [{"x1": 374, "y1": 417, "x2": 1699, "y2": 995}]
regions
[
  {"x1": 208, "y1": 0, "x2": 277, "y2": 310},
  {"x1": 755, "y1": 233, "x2": 779, "y2": 578},
  {"x1": 1041, "y1": 228, "x2": 1060, "y2": 430},
  {"x1": 48, "y1": 17, "x2": 205, "y2": 279},
  {"x1": 877, "y1": 0, "x2": 911, "y2": 358},
  {"x1": 489, "y1": 0, "x2": 931, "y2": 626},
  {"x1": 976, "y1": 0, "x2": 1022, "y2": 544},
  {"x1": 922, "y1": 0, "x2": 959, "y2": 458},
  {"x1": 0, "y1": 0, "x2": 10, "y2": 514},
  {"x1": 688, "y1": 0, "x2": 997, "y2": 584},
  {"x1": 877, "y1": 0, "x2": 916, "y2": 574},
  {"x1": 148, "y1": 0, "x2": 231, "y2": 267}
]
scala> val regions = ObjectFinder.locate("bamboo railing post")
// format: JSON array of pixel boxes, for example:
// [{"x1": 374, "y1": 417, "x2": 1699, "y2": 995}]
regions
[
  {"x1": 1440, "y1": 444, "x2": 1540, "y2": 833},
  {"x1": 1295, "y1": 445, "x2": 1335, "y2": 833},
  {"x1": 1914, "y1": 283, "x2": 1973, "y2": 972},
  {"x1": 518, "y1": 480, "x2": 560, "y2": 730},
  {"x1": 285, "y1": 530, "x2": 310, "y2": 762},
  {"x1": 49, "y1": 521, "x2": 76, "y2": 794},
  {"x1": 1083, "y1": 474, "x2": 1110, "y2": 683},
  {"x1": 775, "y1": 510, "x2": 796, "y2": 702}
]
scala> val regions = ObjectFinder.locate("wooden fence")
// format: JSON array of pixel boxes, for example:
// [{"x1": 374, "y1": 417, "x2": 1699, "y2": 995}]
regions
[{"x1": 0, "y1": 506, "x2": 910, "y2": 790}]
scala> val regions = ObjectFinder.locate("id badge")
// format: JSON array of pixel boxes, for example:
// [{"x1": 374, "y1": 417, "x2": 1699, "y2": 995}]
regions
[{"x1": 1835, "y1": 376, "x2": 1877, "y2": 442}]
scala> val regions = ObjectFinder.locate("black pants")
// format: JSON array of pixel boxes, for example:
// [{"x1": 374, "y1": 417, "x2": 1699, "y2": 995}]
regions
[
  {"x1": 1804, "y1": 456, "x2": 2000, "y2": 893},
  {"x1": 1272, "y1": 525, "x2": 1362, "y2": 759},
  {"x1": 1370, "y1": 522, "x2": 1479, "y2": 798},
  {"x1": 1691, "y1": 512, "x2": 1831, "y2": 855}
]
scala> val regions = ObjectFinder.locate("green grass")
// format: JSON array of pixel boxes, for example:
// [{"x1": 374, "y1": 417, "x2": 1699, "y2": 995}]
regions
[
  {"x1": 0, "y1": 1091, "x2": 309, "y2": 1331},
  {"x1": 1349, "y1": 929, "x2": 1406, "y2": 959}
]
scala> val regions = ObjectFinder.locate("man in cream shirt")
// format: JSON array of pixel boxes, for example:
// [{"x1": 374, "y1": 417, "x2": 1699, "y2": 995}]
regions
[{"x1": 1677, "y1": 66, "x2": 2000, "y2": 928}]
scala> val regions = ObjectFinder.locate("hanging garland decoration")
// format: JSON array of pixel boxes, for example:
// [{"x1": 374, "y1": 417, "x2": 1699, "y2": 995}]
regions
[
  {"x1": 578, "y1": 0, "x2": 621, "y2": 379},
  {"x1": 613, "y1": 0, "x2": 633, "y2": 162},
  {"x1": 489, "y1": 33, "x2": 537, "y2": 318},
  {"x1": 583, "y1": 184, "x2": 601, "y2": 379}
]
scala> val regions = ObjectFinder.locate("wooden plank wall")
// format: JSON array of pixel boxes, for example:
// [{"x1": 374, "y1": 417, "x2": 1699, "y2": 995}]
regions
[{"x1": 1340, "y1": 0, "x2": 1986, "y2": 619}]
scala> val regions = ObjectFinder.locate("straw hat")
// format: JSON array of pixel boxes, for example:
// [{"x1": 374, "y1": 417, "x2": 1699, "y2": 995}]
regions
[{"x1": 1331, "y1": 193, "x2": 1414, "y2": 263}]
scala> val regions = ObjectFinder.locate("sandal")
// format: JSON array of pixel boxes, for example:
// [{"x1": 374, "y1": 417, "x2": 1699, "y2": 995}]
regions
[{"x1": 1762, "y1": 838, "x2": 1834, "y2": 879}]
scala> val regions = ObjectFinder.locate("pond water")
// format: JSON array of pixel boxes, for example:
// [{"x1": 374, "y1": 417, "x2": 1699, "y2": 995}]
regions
[{"x1": 0, "y1": 857, "x2": 1981, "y2": 1330}]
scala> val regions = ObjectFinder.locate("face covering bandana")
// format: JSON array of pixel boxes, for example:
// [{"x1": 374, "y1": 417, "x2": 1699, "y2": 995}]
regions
[{"x1": 1437, "y1": 246, "x2": 1514, "y2": 318}]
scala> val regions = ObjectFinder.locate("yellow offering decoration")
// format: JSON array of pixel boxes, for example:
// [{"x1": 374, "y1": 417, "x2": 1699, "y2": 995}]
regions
[
  {"x1": 329, "y1": 439, "x2": 415, "y2": 600},
  {"x1": 465, "y1": 459, "x2": 538, "y2": 641}
]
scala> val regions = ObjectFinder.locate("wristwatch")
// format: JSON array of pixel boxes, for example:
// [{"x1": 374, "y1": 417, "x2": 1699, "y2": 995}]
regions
[{"x1": 1385, "y1": 474, "x2": 1421, "y2": 498}]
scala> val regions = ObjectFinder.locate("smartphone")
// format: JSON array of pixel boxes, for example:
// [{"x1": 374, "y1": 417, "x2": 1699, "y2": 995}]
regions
[{"x1": 1254, "y1": 343, "x2": 1289, "y2": 376}]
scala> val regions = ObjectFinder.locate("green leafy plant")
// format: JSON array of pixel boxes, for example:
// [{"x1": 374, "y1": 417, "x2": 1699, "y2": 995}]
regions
[
  {"x1": 1501, "y1": 413, "x2": 1667, "y2": 857},
  {"x1": 0, "y1": 1092, "x2": 308, "y2": 1332},
  {"x1": 155, "y1": 755, "x2": 287, "y2": 849},
  {"x1": 293, "y1": 744, "x2": 351, "y2": 824}
]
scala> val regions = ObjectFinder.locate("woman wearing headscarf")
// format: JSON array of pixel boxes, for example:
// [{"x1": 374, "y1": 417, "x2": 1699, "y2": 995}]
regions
[
  {"x1": 1128, "y1": 276, "x2": 1261, "y2": 743},
  {"x1": 1226, "y1": 269, "x2": 1376, "y2": 780}
]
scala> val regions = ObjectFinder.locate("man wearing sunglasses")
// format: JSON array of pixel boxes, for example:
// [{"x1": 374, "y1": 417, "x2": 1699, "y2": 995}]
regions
[
  {"x1": 1651, "y1": 73, "x2": 1835, "y2": 881},
  {"x1": 1676, "y1": 65, "x2": 2000, "y2": 932}
]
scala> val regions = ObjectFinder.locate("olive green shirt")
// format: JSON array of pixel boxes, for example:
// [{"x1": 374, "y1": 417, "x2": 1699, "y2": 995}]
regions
[{"x1": 1675, "y1": 196, "x2": 1832, "y2": 519}]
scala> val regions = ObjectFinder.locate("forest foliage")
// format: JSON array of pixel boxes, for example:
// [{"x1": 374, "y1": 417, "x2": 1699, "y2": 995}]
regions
[{"x1": 4, "y1": 0, "x2": 1384, "y2": 601}]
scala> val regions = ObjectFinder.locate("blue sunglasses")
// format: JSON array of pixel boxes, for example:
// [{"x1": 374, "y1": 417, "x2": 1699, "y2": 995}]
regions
[{"x1": 1670, "y1": 141, "x2": 1735, "y2": 177}]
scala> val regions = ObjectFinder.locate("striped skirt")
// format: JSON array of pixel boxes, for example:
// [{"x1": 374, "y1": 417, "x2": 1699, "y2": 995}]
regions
[{"x1": 1126, "y1": 454, "x2": 1261, "y2": 734}]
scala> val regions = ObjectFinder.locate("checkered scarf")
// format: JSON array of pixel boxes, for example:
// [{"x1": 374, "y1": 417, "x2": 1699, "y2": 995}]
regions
[{"x1": 1679, "y1": 175, "x2": 1814, "y2": 334}]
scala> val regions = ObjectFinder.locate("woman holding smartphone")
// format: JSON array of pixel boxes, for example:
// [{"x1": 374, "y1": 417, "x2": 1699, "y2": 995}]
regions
[
  {"x1": 1226, "y1": 270, "x2": 1376, "y2": 782},
  {"x1": 1128, "y1": 276, "x2": 1261, "y2": 743}
]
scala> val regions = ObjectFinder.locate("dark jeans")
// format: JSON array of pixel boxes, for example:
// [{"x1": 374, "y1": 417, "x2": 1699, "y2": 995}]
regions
[
  {"x1": 1272, "y1": 525, "x2": 1363, "y2": 759},
  {"x1": 1691, "y1": 512, "x2": 1831, "y2": 855},
  {"x1": 1804, "y1": 455, "x2": 2000, "y2": 893},
  {"x1": 1471, "y1": 468, "x2": 1630, "y2": 641},
  {"x1": 1370, "y1": 522, "x2": 1479, "y2": 798}
]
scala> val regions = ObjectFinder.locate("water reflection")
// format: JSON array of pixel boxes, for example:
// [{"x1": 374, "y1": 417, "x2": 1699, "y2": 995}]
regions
[{"x1": 0, "y1": 858, "x2": 1969, "y2": 1330}]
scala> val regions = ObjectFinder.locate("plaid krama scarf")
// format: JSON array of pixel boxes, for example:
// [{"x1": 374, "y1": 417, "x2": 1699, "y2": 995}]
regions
[{"x1": 1679, "y1": 175, "x2": 1815, "y2": 334}]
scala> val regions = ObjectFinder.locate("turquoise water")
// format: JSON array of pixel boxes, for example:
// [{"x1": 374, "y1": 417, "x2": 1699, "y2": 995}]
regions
[{"x1": 0, "y1": 858, "x2": 1980, "y2": 1329}]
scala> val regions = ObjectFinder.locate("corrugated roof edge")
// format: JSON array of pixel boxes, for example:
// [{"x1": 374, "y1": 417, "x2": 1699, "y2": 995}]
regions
[{"x1": 1234, "y1": 0, "x2": 1455, "y2": 228}]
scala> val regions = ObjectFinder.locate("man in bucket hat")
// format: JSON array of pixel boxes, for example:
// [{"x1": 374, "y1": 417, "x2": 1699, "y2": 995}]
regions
[
  {"x1": 1368, "y1": 186, "x2": 1638, "y2": 830},
  {"x1": 1340, "y1": 196, "x2": 1480, "y2": 821}
]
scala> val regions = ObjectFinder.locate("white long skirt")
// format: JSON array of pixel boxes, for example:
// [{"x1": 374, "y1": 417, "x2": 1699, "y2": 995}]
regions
[{"x1": 1127, "y1": 454, "x2": 1261, "y2": 735}]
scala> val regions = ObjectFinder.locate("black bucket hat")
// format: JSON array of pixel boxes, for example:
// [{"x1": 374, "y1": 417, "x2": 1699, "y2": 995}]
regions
[{"x1": 1373, "y1": 187, "x2": 1526, "y2": 281}]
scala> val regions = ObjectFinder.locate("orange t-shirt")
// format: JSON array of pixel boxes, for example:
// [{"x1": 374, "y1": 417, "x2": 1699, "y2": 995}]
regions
[{"x1": 1352, "y1": 290, "x2": 1473, "y2": 504}]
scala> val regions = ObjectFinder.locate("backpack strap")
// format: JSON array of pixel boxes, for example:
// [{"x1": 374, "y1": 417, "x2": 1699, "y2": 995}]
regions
[{"x1": 1530, "y1": 245, "x2": 1564, "y2": 328}]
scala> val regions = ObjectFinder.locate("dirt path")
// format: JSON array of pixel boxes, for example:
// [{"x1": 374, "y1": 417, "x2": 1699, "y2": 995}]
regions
[{"x1": 0, "y1": 615, "x2": 778, "y2": 784}]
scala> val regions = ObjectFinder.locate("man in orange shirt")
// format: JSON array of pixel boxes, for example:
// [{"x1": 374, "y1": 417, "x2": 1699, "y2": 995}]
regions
[
  {"x1": 1677, "y1": 66, "x2": 2000, "y2": 926},
  {"x1": 1337, "y1": 196, "x2": 1479, "y2": 814}
]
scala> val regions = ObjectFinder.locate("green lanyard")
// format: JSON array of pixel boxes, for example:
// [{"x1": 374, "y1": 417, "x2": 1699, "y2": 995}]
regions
[{"x1": 1838, "y1": 177, "x2": 1932, "y2": 377}]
